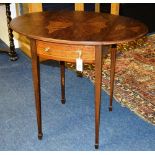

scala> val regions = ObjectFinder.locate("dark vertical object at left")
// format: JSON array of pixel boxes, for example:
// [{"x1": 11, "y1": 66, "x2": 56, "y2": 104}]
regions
[{"x1": 5, "y1": 3, "x2": 18, "y2": 61}]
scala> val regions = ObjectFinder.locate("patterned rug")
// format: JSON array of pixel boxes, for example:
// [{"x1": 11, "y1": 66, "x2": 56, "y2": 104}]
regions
[{"x1": 66, "y1": 34, "x2": 155, "y2": 125}]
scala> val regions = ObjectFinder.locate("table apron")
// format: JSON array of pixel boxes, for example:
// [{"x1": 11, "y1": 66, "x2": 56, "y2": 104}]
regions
[{"x1": 36, "y1": 40, "x2": 96, "y2": 63}]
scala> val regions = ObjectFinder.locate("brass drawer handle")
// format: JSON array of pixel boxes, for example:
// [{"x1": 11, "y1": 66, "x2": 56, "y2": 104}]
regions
[{"x1": 44, "y1": 47, "x2": 50, "y2": 52}]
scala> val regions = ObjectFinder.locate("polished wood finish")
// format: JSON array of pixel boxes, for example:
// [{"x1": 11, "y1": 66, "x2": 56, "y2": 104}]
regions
[
  {"x1": 0, "y1": 3, "x2": 18, "y2": 60},
  {"x1": 13, "y1": 3, "x2": 119, "y2": 59},
  {"x1": 10, "y1": 11, "x2": 148, "y2": 45},
  {"x1": 30, "y1": 39, "x2": 43, "y2": 140},
  {"x1": 95, "y1": 45, "x2": 103, "y2": 149},
  {"x1": 60, "y1": 61, "x2": 66, "y2": 104},
  {"x1": 109, "y1": 45, "x2": 117, "y2": 111},
  {"x1": 95, "y1": 3, "x2": 100, "y2": 13},
  {"x1": 10, "y1": 10, "x2": 148, "y2": 149},
  {"x1": 75, "y1": 3, "x2": 84, "y2": 11},
  {"x1": 111, "y1": 3, "x2": 120, "y2": 15},
  {"x1": 28, "y1": 3, "x2": 42, "y2": 13},
  {"x1": 36, "y1": 40, "x2": 95, "y2": 63}
]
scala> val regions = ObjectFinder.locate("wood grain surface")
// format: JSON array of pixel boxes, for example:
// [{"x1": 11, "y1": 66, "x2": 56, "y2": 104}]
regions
[
  {"x1": 10, "y1": 10, "x2": 148, "y2": 45},
  {"x1": 36, "y1": 40, "x2": 95, "y2": 62}
]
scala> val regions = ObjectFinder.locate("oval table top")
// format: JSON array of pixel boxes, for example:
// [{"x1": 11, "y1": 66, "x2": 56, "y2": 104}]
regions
[{"x1": 10, "y1": 10, "x2": 148, "y2": 45}]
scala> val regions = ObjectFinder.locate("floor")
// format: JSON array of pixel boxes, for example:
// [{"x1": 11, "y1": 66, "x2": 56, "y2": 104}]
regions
[{"x1": 0, "y1": 45, "x2": 155, "y2": 150}]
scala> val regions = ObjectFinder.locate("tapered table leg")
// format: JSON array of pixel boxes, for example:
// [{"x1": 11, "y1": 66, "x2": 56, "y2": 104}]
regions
[
  {"x1": 94, "y1": 45, "x2": 103, "y2": 149},
  {"x1": 30, "y1": 39, "x2": 43, "y2": 140},
  {"x1": 60, "y1": 61, "x2": 66, "y2": 104},
  {"x1": 109, "y1": 44, "x2": 117, "y2": 111}
]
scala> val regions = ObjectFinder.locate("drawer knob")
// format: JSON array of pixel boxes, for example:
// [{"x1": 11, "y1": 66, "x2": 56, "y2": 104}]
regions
[{"x1": 44, "y1": 47, "x2": 50, "y2": 52}]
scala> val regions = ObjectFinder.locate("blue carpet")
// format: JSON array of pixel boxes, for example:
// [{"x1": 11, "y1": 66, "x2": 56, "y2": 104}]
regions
[{"x1": 0, "y1": 45, "x2": 155, "y2": 150}]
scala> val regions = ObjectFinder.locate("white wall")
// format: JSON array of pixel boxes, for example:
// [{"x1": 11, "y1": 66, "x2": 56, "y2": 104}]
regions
[{"x1": 0, "y1": 3, "x2": 19, "y2": 48}]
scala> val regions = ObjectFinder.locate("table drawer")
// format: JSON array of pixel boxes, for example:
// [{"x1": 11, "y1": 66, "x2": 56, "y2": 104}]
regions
[{"x1": 36, "y1": 41, "x2": 95, "y2": 63}]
